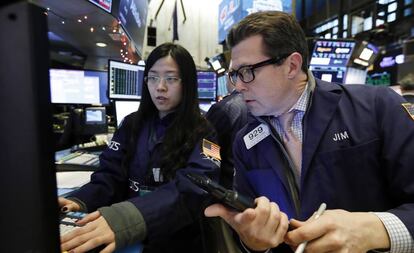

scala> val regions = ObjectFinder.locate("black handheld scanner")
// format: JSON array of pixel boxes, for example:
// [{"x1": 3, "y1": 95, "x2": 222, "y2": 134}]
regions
[{"x1": 186, "y1": 172, "x2": 255, "y2": 212}]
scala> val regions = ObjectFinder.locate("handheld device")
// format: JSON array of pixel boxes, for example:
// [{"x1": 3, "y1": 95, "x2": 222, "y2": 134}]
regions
[{"x1": 186, "y1": 173, "x2": 255, "y2": 212}]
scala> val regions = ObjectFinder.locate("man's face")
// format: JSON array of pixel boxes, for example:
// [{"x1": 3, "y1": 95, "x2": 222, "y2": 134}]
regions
[{"x1": 230, "y1": 35, "x2": 295, "y2": 116}]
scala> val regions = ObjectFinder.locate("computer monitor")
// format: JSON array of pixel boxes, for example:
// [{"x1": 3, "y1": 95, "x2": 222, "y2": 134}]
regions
[
  {"x1": 0, "y1": 2, "x2": 60, "y2": 252},
  {"x1": 50, "y1": 69, "x2": 109, "y2": 105},
  {"x1": 108, "y1": 60, "x2": 144, "y2": 100},
  {"x1": 310, "y1": 39, "x2": 356, "y2": 67},
  {"x1": 114, "y1": 100, "x2": 141, "y2": 127},
  {"x1": 199, "y1": 100, "x2": 216, "y2": 114},
  {"x1": 88, "y1": 0, "x2": 112, "y2": 13},
  {"x1": 217, "y1": 75, "x2": 230, "y2": 98},
  {"x1": 83, "y1": 107, "x2": 108, "y2": 135},
  {"x1": 310, "y1": 66, "x2": 347, "y2": 84},
  {"x1": 197, "y1": 71, "x2": 217, "y2": 100}
]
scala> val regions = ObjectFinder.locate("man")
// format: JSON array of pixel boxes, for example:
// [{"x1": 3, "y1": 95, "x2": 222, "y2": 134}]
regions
[
  {"x1": 205, "y1": 11, "x2": 414, "y2": 253},
  {"x1": 206, "y1": 62, "x2": 249, "y2": 188},
  {"x1": 399, "y1": 73, "x2": 414, "y2": 103}
]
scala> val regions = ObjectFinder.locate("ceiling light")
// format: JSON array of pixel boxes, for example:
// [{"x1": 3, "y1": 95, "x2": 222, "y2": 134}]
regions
[
  {"x1": 90, "y1": 27, "x2": 94, "y2": 32},
  {"x1": 78, "y1": 19, "x2": 82, "y2": 23},
  {"x1": 96, "y1": 42, "x2": 107, "y2": 47}
]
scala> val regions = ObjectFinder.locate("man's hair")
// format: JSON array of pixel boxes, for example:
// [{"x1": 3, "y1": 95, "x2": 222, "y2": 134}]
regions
[
  {"x1": 399, "y1": 73, "x2": 414, "y2": 91},
  {"x1": 227, "y1": 11, "x2": 309, "y2": 72}
]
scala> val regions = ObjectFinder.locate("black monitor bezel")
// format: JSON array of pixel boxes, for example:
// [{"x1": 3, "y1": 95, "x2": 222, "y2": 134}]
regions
[
  {"x1": 108, "y1": 59, "x2": 144, "y2": 101},
  {"x1": 49, "y1": 68, "x2": 110, "y2": 105}
]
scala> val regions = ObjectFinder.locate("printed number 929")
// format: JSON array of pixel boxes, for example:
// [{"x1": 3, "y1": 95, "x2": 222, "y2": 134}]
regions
[{"x1": 249, "y1": 126, "x2": 263, "y2": 140}]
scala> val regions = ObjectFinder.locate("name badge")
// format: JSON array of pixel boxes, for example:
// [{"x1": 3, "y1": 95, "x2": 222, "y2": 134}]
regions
[{"x1": 243, "y1": 123, "x2": 270, "y2": 150}]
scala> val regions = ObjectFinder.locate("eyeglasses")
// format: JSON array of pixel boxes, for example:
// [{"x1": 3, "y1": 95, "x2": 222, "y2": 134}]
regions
[
  {"x1": 227, "y1": 54, "x2": 290, "y2": 85},
  {"x1": 144, "y1": 76, "x2": 181, "y2": 86}
]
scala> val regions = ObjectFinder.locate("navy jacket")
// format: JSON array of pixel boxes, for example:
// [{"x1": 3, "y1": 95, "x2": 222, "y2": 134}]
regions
[
  {"x1": 206, "y1": 91, "x2": 249, "y2": 188},
  {"x1": 70, "y1": 112, "x2": 220, "y2": 252},
  {"x1": 233, "y1": 79, "x2": 414, "y2": 251}
]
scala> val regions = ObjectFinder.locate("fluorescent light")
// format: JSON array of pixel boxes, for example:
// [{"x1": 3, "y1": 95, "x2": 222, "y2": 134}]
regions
[
  {"x1": 96, "y1": 42, "x2": 107, "y2": 47},
  {"x1": 353, "y1": 58, "x2": 369, "y2": 66}
]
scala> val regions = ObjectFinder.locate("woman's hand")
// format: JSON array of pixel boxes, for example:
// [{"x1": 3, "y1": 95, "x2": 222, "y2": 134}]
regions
[
  {"x1": 61, "y1": 211, "x2": 116, "y2": 253},
  {"x1": 58, "y1": 197, "x2": 81, "y2": 212}
]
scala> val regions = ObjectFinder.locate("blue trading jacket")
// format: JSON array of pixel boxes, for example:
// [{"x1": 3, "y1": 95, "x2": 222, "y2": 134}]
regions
[
  {"x1": 233, "y1": 79, "x2": 414, "y2": 250},
  {"x1": 70, "y1": 112, "x2": 220, "y2": 250}
]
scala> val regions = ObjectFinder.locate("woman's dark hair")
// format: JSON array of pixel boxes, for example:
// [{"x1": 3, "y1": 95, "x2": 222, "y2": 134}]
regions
[
  {"x1": 227, "y1": 11, "x2": 309, "y2": 73},
  {"x1": 123, "y1": 42, "x2": 212, "y2": 179}
]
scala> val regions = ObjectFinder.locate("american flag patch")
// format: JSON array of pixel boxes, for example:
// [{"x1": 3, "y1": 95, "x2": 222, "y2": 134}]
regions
[
  {"x1": 202, "y1": 139, "x2": 221, "y2": 160},
  {"x1": 402, "y1": 103, "x2": 414, "y2": 121}
]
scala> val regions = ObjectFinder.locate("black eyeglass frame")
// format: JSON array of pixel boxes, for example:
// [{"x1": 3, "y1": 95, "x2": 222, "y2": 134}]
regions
[{"x1": 227, "y1": 53, "x2": 291, "y2": 85}]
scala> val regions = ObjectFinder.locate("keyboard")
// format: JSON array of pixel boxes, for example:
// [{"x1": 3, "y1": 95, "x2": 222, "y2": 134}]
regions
[
  {"x1": 56, "y1": 152, "x2": 100, "y2": 171},
  {"x1": 59, "y1": 211, "x2": 86, "y2": 236}
]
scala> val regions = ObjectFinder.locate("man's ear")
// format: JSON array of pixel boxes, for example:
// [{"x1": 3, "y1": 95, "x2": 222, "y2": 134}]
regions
[{"x1": 287, "y1": 52, "x2": 303, "y2": 79}]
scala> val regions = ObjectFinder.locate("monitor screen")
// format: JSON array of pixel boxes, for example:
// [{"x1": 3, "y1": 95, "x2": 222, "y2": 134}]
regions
[
  {"x1": 88, "y1": 0, "x2": 112, "y2": 13},
  {"x1": 197, "y1": 71, "x2": 217, "y2": 100},
  {"x1": 366, "y1": 71, "x2": 391, "y2": 86},
  {"x1": 217, "y1": 75, "x2": 230, "y2": 98},
  {"x1": 310, "y1": 39, "x2": 356, "y2": 67},
  {"x1": 85, "y1": 107, "x2": 106, "y2": 124},
  {"x1": 83, "y1": 107, "x2": 107, "y2": 135},
  {"x1": 218, "y1": 0, "x2": 292, "y2": 42},
  {"x1": 310, "y1": 66, "x2": 346, "y2": 84},
  {"x1": 199, "y1": 100, "x2": 216, "y2": 113},
  {"x1": 115, "y1": 100, "x2": 140, "y2": 127},
  {"x1": 50, "y1": 69, "x2": 109, "y2": 105},
  {"x1": 113, "y1": 0, "x2": 148, "y2": 56},
  {"x1": 109, "y1": 60, "x2": 144, "y2": 100}
]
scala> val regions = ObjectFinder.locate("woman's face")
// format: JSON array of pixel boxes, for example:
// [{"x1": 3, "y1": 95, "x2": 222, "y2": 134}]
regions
[{"x1": 147, "y1": 55, "x2": 183, "y2": 118}]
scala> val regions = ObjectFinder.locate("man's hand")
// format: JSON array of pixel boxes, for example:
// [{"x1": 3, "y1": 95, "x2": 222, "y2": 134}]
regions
[
  {"x1": 205, "y1": 196, "x2": 289, "y2": 251},
  {"x1": 285, "y1": 209, "x2": 390, "y2": 253},
  {"x1": 61, "y1": 211, "x2": 116, "y2": 253}
]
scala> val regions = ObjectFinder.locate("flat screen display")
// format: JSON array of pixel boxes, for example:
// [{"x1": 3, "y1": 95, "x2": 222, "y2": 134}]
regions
[
  {"x1": 114, "y1": 100, "x2": 140, "y2": 127},
  {"x1": 115, "y1": 0, "x2": 148, "y2": 56},
  {"x1": 50, "y1": 69, "x2": 109, "y2": 105},
  {"x1": 197, "y1": 71, "x2": 217, "y2": 100},
  {"x1": 217, "y1": 75, "x2": 230, "y2": 98},
  {"x1": 310, "y1": 39, "x2": 356, "y2": 67},
  {"x1": 310, "y1": 66, "x2": 346, "y2": 84},
  {"x1": 85, "y1": 107, "x2": 106, "y2": 124},
  {"x1": 199, "y1": 100, "x2": 215, "y2": 113},
  {"x1": 109, "y1": 60, "x2": 144, "y2": 100},
  {"x1": 88, "y1": 0, "x2": 112, "y2": 13}
]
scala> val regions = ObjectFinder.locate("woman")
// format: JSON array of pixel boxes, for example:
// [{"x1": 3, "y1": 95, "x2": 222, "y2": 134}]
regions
[{"x1": 59, "y1": 43, "x2": 220, "y2": 253}]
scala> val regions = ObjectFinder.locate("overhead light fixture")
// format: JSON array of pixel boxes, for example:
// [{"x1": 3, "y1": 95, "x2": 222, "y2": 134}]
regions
[{"x1": 96, "y1": 42, "x2": 107, "y2": 47}]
